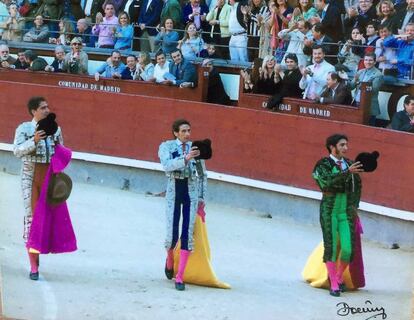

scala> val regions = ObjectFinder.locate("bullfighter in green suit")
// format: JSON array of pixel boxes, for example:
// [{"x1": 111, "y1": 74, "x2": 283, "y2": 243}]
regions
[{"x1": 312, "y1": 134, "x2": 364, "y2": 297}]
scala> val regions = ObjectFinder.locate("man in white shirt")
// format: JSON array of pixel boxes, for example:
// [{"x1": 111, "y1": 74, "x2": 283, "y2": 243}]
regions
[
  {"x1": 299, "y1": 45, "x2": 335, "y2": 100},
  {"x1": 228, "y1": 0, "x2": 248, "y2": 62}
]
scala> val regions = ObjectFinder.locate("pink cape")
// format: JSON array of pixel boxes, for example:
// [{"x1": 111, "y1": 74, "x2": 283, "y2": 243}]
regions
[{"x1": 26, "y1": 144, "x2": 77, "y2": 254}]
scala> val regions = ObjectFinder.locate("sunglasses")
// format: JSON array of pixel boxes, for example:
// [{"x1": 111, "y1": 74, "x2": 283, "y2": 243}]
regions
[{"x1": 72, "y1": 43, "x2": 82, "y2": 46}]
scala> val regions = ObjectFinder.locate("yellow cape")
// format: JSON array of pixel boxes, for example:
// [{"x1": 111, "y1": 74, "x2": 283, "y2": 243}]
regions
[
  {"x1": 173, "y1": 215, "x2": 231, "y2": 289},
  {"x1": 302, "y1": 242, "x2": 357, "y2": 290}
]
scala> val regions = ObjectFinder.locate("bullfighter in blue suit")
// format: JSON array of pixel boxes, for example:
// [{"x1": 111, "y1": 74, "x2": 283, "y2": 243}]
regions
[{"x1": 158, "y1": 119, "x2": 207, "y2": 291}]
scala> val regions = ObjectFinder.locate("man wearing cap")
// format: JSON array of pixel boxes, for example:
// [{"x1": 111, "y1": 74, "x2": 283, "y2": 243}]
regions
[
  {"x1": 312, "y1": 134, "x2": 364, "y2": 297},
  {"x1": 158, "y1": 119, "x2": 207, "y2": 291},
  {"x1": 13, "y1": 96, "x2": 63, "y2": 280},
  {"x1": 63, "y1": 37, "x2": 89, "y2": 75}
]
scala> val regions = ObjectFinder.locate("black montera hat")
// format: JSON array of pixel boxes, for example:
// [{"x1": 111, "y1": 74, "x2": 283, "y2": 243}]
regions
[
  {"x1": 355, "y1": 151, "x2": 380, "y2": 172},
  {"x1": 37, "y1": 113, "x2": 58, "y2": 136},
  {"x1": 192, "y1": 139, "x2": 212, "y2": 160}
]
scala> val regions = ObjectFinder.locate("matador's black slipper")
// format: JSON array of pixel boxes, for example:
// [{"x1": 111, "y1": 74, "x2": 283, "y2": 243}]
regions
[
  {"x1": 165, "y1": 262, "x2": 174, "y2": 280},
  {"x1": 175, "y1": 282, "x2": 185, "y2": 291}
]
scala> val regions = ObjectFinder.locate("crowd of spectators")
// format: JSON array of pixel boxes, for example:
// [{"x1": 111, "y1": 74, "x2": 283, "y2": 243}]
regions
[{"x1": 0, "y1": 0, "x2": 413, "y2": 130}]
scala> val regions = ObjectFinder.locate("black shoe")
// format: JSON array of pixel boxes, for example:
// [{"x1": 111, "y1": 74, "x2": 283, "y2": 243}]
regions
[
  {"x1": 29, "y1": 272, "x2": 39, "y2": 281},
  {"x1": 165, "y1": 263, "x2": 174, "y2": 280},
  {"x1": 329, "y1": 289, "x2": 340, "y2": 297},
  {"x1": 339, "y1": 283, "x2": 347, "y2": 292},
  {"x1": 175, "y1": 282, "x2": 185, "y2": 291}
]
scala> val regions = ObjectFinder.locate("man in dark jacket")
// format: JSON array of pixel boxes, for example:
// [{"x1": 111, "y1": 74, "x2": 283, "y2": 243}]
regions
[
  {"x1": 344, "y1": 0, "x2": 377, "y2": 37},
  {"x1": 24, "y1": 50, "x2": 48, "y2": 71},
  {"x1": 314, "y1": 0, "x2": 343, "y2": 42},
  {"x1": 391, "y1": 95, "x2": 414, "y2": 132},
  {"x1": 202, "y1": 59, "x2": 230, "y2": 105},
  {"x1": 163, "y1": 49, "x2": 197, "y2": 87},
  {"x1": 318, "y1": 72, "x2": 352, "y2": 105}
]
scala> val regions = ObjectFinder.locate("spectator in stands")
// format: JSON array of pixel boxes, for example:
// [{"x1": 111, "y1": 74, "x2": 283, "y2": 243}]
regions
[
  {"x1": 76, "y1": 19, "x2": 95, "y2": 47},
  {"x1": 350, "y1": 52, "x2": 384, "y2": 125},
  {"x1": 339, "y1": 27, "x2": 365, "y2": 78},
  {"x1": 45, "y1": 45, "x2": 66, "y2": 73},
  {"x1": 228, "y1": 0, "x2": 248, "y2": 62},
  {"x1": 271, "y1": 0, "x2": 294, "y2": 62},
  {"x1": 160, "y1": 0, "x2": 183, "y2": 31},
  {"x1": 364, "y1": 20, "x2": 380, "y2": 49},
  {"x1": 376, "y1": 0, "x2": 398, "y2": 33},
  {"x1": 313, "y1": 0, "x2": 343, "y2": 42},
  {"x1": 121, "y1": 54, "x2": 139, "y2": 79},
  {"x1": 382, "y1": 22, "x2": 414, "y2": 79},
  {"x1": 65, "y1": 0, "x2": 84, "y2": 21},
  {"x1": 138, "y1": 0, "x2": 162, "y2": 53},
  {"x1": 317, "y1": 72, "x2": 353, "y2": 104},
  {"x1": 202, "y1": 58, "x2": 231, "y2": 105},
  {"x1": 114, "y1": 11, "x2": 134, "y2": 50},
  {"x1": 263, "y1": 53, "x2": 303, "y2": 110},
  {"x1": 151, "y1": 51, "x2": 171, "y2": 82},
  {"x1": 0, "y1": 0, "x2": 7, "y2": 37},
  {"x1": 178, "y1": 22, "x2": 204, "y2": 60},
  {"x1": 92, "y1": 1, "x2": 118, "y2": 49},
  {"x1": 200, "y1": 43, "x2": 222, "y2": 58},
  {"x1": 24, "y1": 50, "x2": 48, "y2": 71},
  {"x1": 182, "y1": 0, "x2": 209, "y2": 40},
  {"x1": 290, "y1": 0, "x2": 318, "y2": 26},
  {"x1": 391, "y1": 95, "x2": 414, "y2": 132},
  {"x1": 258, "y1": 0, "x2": 275, "y2": 58},
  {"x1": 162, "y1": 48, "x2": 197, "y2": 87},
  {"x1": 206, "y1": 0, "x2": 231, "y2": 59},
  {"x1": 154, "y1": 18, "x2": 180, "y2": 55},
  {"x1": 120, "y1": 0, "x2": 143, "y2": 50},
  {"x1": 299, "y1": 45, "x2": 335, "y2": 100},
  {"x1": 14, "y1": 50, "x2": 30, "y2": 70},
  {"x1": 1, "y1": 2, "x2": 25, "y2": 41},
  {"x1": 375, "y1": 24, "x2": 398, "y2": 82},
  {"x1": 253, "y1": 55, "x2": 281, "y2": 94},
  {"x1": 95, "y1": 50, "x2": 125, "y2": 80},
  {"x1": 344, "y1": 0, "x2": 378, "y2": 37},
  {"x1": 245, "y1": 0, "x2": 270, "y2": 62},
  {"x1": 278, "y1": 19, "x2": 312, "y2": 67},
  {"x1": 83, "y1": 0, "x2": 106, "y2": 21},
  {"x1": 303, "y1": 23, "x2": 336, "y2": 65},
  {"x1": 394, "y1": 0, "x2": 414, "y2": 32},
  {"x1": 33, "y1": 0, "x2": 62, "y2": 28},
  {"x1": 137, "y1": 51, "x2": 155, "y2": 81},
  {"x1": 50, "y1": 18, "x2": 74, "y2": 46},
  {"x1": 0, "y1": 44, "x2": 16, "y2": 69},
  {"x1": 63, "y1": 37, "x2": 89, "y2": 75},
  {"x1": 23, "y1": 15, "x2": 50, "y2": 43}
]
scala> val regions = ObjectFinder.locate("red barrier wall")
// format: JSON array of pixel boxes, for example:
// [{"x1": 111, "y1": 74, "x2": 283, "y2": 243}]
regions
[{"x1": 1, "y1": 81, "x2": 413, "y2": 212}]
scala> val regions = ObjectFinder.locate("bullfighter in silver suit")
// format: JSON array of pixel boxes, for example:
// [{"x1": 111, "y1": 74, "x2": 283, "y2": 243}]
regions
[
  {"x1": 13, "y1": 96, "x2": 62, "y2": 280},
  {"x1": 158, "y1": 119, "x2": 207, "y2": 291}
]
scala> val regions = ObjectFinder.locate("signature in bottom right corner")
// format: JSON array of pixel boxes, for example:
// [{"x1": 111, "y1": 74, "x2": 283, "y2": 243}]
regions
[{"x1": 336, "y1": 300, "x2": 387, "y2": 320}]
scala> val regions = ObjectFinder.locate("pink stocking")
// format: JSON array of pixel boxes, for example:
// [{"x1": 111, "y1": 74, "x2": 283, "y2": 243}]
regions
[
  {"x1": 337, "y1": 261, "x2": 349, "y2": 284},
  {"x1": 326, "y1": 261, "x2": 339, "y2": 291},
  {"x1": 166, "y1": 249, "x2": 174, "y2": 270},
  {"x1": 28, "y1": 251, "x2": 39, "y2": 273},
  {"x1": 175, "y1": 249, "x2": 190, "y2": 284}
]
